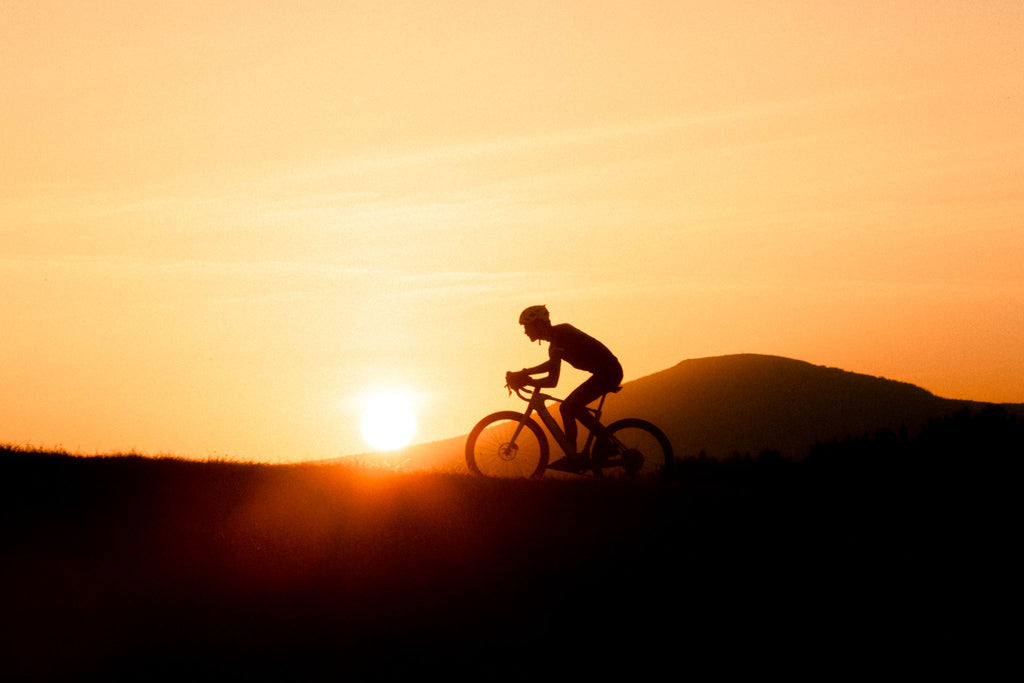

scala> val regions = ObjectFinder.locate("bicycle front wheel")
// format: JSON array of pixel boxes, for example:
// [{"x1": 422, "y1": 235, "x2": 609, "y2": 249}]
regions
[
  {"x1": 466, "y1": 411, "x2": 549, "y2": 479},
  {"x1": 601, "y1": 418, "x2": 674, "y2": 478}
]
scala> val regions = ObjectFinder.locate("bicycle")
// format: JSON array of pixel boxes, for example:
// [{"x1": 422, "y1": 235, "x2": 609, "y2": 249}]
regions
[{"x1": 465, "y1": 378, "x2": 674, "y2": 479}]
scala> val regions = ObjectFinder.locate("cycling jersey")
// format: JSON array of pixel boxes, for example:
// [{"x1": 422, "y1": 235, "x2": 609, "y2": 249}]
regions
[{"x1": 547, "y1": 323, "x2": 621, "y2": 375}]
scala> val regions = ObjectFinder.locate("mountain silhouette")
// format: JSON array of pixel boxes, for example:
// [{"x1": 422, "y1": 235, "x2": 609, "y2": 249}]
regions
[
  {"x1": 604, "y1": 353, "x2": 1017, "y2": 460},
  {"x1": 376, "y1": 353, "x2": 1021, "y2": 469}
]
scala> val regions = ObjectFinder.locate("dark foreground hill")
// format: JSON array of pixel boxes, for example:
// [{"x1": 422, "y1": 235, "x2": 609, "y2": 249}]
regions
[{"x1": 1, "y1": 439, "x2": 1016, "y2": 680}]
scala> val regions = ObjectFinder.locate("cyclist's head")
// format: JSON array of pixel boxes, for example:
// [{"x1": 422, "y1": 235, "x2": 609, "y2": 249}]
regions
[
  {"x1": 519, "y1": 305, "x2": 551, "y2": 342},
  {"x1": 519, "y1": 305, "x2": 550, "y2": 326}
]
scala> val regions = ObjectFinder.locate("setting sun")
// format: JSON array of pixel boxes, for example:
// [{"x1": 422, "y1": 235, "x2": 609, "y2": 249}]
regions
[{"x1": 360, "y1": 392, "x2": 417, "y2": 452}]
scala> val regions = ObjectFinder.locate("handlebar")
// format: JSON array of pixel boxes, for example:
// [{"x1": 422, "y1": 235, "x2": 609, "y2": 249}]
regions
[
  {"x1": 504, "y1": 381, "x2": 558, "y2": 403},
  {"x1": 505, "y1": 382, "x2": 531, "y2": 401}
]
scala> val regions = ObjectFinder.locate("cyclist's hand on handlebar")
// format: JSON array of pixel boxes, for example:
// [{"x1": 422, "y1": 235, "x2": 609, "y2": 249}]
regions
[{"x1": 505, "y1": 369, "x2": 529, "y2": 391}]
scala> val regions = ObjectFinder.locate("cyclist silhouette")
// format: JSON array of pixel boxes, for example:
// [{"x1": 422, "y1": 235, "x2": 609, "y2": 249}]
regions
[{"x1": 506, "y1": 305, "x2": 624, "y2": 469}]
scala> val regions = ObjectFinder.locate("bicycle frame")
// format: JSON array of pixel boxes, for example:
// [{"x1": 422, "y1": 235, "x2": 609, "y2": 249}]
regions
[{"x1": 507, "y1": 385, "x2": 612, "y2": 460}]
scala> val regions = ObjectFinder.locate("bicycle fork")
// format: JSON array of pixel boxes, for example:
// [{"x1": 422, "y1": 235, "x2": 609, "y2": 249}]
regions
[{"x1": 506, "y1": 403, "x2": 539, "y2": 451}]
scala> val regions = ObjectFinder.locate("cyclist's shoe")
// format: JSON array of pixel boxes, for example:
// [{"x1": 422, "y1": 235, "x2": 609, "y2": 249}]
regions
[{"x1": 548, "y1": 453, "x2": 588, "y2": 473}]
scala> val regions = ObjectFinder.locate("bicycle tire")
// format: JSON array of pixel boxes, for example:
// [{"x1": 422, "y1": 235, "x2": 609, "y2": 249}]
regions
[
  {"x1": 596, "y1": 418, "x2": 674, "y2": 478},
  {"x1": 466, "y1": 411, "x2": 549, "y2": 479}
]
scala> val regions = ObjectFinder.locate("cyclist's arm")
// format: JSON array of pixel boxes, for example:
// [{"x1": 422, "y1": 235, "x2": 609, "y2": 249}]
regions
[{"x1": 520, "y1": 358, "x2": 560, "y2": 387}]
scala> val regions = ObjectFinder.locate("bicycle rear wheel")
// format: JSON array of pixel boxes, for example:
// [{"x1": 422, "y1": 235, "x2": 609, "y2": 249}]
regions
[
  {"x1": 595, "y1": 418, "x2": 673, "y2": 478},
  {"x1": 466, "y1": 411, "x2": 549, "y2": 479}
]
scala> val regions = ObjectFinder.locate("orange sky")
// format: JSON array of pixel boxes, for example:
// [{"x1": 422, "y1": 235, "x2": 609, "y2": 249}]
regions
[{"x1": 3, "y1": 1, "x2": 1022, "y2": 461}]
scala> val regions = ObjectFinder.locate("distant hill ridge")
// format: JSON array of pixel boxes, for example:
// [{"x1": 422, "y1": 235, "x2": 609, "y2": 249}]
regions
[
  {"x1": 381, "y1": 354, "x2": 1022, "y2": 468},
  {"x1": 605, "y1": 353, "x2": 1016, "y2": 460}
]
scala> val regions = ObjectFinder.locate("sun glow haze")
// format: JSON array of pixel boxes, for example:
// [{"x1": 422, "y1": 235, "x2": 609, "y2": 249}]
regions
[
  {"x1": 2, "y1": 1, "x2": 1022, "y2": 461},
  {"x1": 361, "y1": 392, "x2": 418, "y2": 452}
]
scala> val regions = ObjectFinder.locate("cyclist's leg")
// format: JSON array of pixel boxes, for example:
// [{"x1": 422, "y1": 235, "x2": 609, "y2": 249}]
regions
[{"x1": 560, "y1": 367, "x2": 621, "y2": 454}]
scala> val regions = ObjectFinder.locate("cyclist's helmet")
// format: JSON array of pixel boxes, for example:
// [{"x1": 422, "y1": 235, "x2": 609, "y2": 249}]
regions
[{"x1": 519, "y1": 305, "x2": 550, "y2": 326}]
